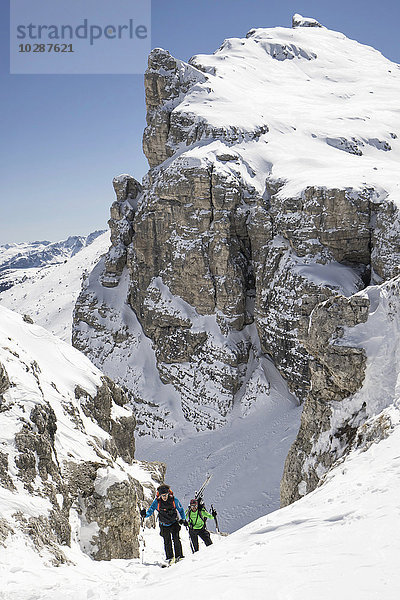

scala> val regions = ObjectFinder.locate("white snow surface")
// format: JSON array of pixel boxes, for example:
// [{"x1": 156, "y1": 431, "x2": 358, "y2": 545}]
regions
[
  {"x1": 1, "y1": 18, "x2": 400, "y2": 597},
  {"x1": 0, "y1": 232, "x2": 110, "y2": 342},
  {"x1": 137, "y1": 360, "x2": 301, "y2": 532}
]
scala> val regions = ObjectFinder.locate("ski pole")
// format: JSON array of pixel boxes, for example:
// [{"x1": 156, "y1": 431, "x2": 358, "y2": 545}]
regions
[
  {"x1": 138, "y1": 504, "x2": 146, "y2": 564},
  {"x1": 211, "y1": 504, "x2": 228, "y2": 536},
  {"x1": 211, "y1": 504, "x2": 221, "y2": 534},
  {"x1": 188, "y1": 525, "x2": 195, "y2": 554}
]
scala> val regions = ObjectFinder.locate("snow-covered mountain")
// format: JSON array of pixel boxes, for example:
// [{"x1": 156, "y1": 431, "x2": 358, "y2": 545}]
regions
[
  {"x1": 0, "y1": 231, "x2": 110, "y2": 342},
  {"x1": 1, "y1": 13, "x2": 400, "y2": 598},
  {"x1": 0, "y1": 304, "x2": 163, "y2": 565},
  {"x1": 71, "y1": 11, "x2": 400, "y2": 523},
  {"x1": 0, "y1": 230, "x2": 106, "y2": 293}
]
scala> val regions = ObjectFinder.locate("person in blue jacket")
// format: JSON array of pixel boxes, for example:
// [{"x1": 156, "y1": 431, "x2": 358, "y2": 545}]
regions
[{"x1": 141, "y1": 484, "x2": 187, "y2": 564}]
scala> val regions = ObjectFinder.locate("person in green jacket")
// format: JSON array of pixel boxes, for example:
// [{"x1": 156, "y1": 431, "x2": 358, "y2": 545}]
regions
[{"x1": 186, "y1": 498, "x2": 216, "y2": 552}]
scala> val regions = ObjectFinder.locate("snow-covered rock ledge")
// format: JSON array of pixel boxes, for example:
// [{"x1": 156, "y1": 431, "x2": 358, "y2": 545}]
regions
[{"x1": 0, "y1": 306, "x2": 164, "y2": 564}]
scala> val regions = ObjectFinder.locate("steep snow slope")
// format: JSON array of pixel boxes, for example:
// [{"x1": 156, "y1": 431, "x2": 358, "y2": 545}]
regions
[
  {"x1": 2, "y1": 399, "x2": 399, "y2": 599},
  {"x1": 0, "y1": 232, "x2": 110, "y2": 342},
  {"x1": 139, "y1": 370, "x2": 301, "y2": 532},
  {"x1": 135, "y1": 406, "x2": 400, "y2": 600}
]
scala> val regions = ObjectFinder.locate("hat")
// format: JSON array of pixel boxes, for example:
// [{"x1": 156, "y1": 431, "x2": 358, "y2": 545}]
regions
[
  {"x1": 158, "y1": 484, "x2": 170, "y2": 495},
  {"x1": 190, "y1": 498, "x2": 198, "y2": 505}
]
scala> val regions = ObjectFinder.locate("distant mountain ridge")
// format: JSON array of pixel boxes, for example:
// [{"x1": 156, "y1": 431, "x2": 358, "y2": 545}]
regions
[
  {"x1": 0, "y1": 230, "x2": 105, "y2": 292},
  {"x1": 0, "y1": 231, "x2": 110, "y2": 342}
]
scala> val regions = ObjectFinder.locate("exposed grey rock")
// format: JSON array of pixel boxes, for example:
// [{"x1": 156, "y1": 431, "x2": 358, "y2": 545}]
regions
[
  {"x1": 0, "y1": 361, "x2": 9, "y2": 397},
  {"x1": 352, "y1": 412, "x2": 393, "y2": 452},
  {"x1": 14, "y1": 512, "x2": 69, "y2": 566},
  {"x1": 143, "y1": 48, "x2": 206, "y2": 167},
  {"x1": 1, "y1": 357, "x2": 161, "y2": 563},
  {"x1": 101, "y1": 175, "x2": 142, "y2": 288},
  {"x1": 281, "y1": 270, "x2": 400, "y2": 507},
  {"x1": 292, "y1": 13, "x2": 323, "y2": 28},
  {"x1": 0, "y1": 451, "x2": 16, "y2": 491},
  {"x1": 371, "y1": 197, "x2": 400, "y2": 282},
  {"x1": 83, "y1": 478, "x2": 140, "y2": 560},
  {"x1": 0, "y1": 518, "x2": 13, "y2": 547},
  {"x1": 247, "y1": 183, "x2": 371, "y2": 400},
  {"x1": 15, "y1": 403, "x2": 59, "y2": 489},
  {"x1": 75, "y1": 376, "x2": 136, "y2": 464},
  {"x1": 280, "y1": 294, "x2": 370, "y2": 506},
  {"x1": 65, "y1": 458, "x2": 165, "y2": 560}
]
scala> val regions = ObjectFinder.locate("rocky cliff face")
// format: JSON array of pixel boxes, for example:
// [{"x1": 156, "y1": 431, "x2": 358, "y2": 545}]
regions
[
  {"x1": 281, "y1": 274, "x2": 400, "y2": 505},
  {"x1": 73, "y1": 17, "x2": 400, "y2": 499},
  {"x1": 0, "y1": 307, "x2": 164, "y2": 564}
]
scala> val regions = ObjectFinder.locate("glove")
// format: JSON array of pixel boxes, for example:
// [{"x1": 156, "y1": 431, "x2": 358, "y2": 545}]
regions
[
  {"x1": 140, "y1": 508, "x2": 147, "y2": 519},
  {"x1": 180, "y1": 519, "x2": 189, "y2": 528}
]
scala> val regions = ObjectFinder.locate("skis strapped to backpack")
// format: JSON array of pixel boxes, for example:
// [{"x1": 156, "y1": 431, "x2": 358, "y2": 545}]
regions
[
  {"x1": 188, "y1": 475, "x2": 228, "y2": 537},
  {"x1": 194, "y1": 473, "x2": 212, "y2": 509}
]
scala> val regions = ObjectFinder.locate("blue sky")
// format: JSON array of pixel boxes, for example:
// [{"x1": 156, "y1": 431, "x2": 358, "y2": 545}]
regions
[{"x1": 1, "y1": 0, "x2": 399, "y2": 243}]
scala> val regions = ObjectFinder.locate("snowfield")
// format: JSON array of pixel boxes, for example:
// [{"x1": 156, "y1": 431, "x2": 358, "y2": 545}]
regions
[
  {"x1": 178, "y1": 20, "x2": 400, "y2": 206},
  {"x1": 0, "y1": 232, "x2": 110, "y2": 342}
]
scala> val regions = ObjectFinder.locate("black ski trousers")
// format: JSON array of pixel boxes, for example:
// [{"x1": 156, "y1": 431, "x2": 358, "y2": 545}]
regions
[
  {"x1": 159, "y1": 522, "x2": 183, "y2": 560},
  {"x1": 189, "y1": 526, "x2": 212, "y2": 552}
]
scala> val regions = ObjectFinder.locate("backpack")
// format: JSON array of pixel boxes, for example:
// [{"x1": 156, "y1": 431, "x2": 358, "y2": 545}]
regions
[
  {"x1": 156, "y1": 488, "x2": 175, "y2": 506},
  {"x1": 188, "y1": 498, "x2": 208, "y2": 528},
  {"x1": 156, "y1": 489, "x2": 178, "y2": 525}
]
